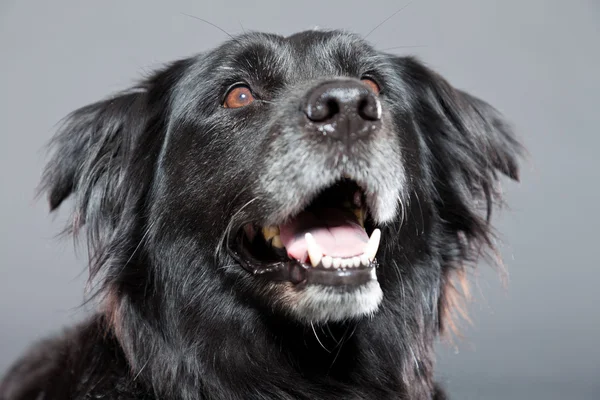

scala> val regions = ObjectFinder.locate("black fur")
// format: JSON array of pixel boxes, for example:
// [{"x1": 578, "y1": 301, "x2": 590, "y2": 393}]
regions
[{"x1": 0, "y1": 30, "x2": 522, "y2": 399}]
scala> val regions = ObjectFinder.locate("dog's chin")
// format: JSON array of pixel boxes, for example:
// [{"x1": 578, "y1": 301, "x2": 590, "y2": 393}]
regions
[{"x1": 280, "y1": 279, "x2": 384, "y2": 323}]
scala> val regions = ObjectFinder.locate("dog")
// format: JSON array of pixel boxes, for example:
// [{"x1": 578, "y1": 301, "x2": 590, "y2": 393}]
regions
[{"x1": 0, "y1": 29, "x2": 522, "y2": 399}]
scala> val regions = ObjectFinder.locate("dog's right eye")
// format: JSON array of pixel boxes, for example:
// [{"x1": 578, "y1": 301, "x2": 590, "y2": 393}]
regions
[{"x1": 223, "y1": 85, "x2": 255, "y2": 109}]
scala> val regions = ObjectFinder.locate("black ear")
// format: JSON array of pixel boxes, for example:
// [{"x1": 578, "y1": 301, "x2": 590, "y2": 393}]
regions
[
  {"x1": 394, "y1": 56, "x2": 524, "y2": 334},
  {"x1": 39, "y1": 83, "x2": 165, "y2": 290},
  {"x1": 40, "y1": 59, "x2": 189, "y2": 239},
  {"x1": 42, "y1": 90, "x2": 146, "y2": 212},
  {"x1": 438, "y1": 85, "x2": 521, "y2": 183},
  {"x1": 395, "y1": 56, "x2": 523, "y2": 215},
  {"x1": 39, "y1": 87, "x2": 154, "y2": 243}
]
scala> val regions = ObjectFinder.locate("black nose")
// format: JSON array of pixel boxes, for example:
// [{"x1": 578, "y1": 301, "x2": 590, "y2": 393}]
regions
[{"x1": 304, "y1": 80, "x2": 382, "y2": 141}]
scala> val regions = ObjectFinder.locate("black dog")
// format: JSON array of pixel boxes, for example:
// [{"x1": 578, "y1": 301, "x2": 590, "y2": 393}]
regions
[{"x1": 0, "y1": 30, "x2": 522, "y2": 399}]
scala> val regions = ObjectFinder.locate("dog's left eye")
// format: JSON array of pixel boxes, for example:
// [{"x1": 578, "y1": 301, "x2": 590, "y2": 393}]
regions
[{"x1": 223, "y1": 85, "x2": 255, "y2": 108}]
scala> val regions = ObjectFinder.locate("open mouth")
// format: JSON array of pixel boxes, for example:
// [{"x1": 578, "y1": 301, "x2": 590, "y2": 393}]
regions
[{"x1": 230, "y1": 179, "x2": 381, "y2": 287}]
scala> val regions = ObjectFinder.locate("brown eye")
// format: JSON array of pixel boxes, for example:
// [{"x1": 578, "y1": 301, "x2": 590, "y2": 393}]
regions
[
  {"x1": 223, "y1": 85, "x2": 255, "y2": 108},
  {"x1": 361, "y1": 78, "x2": 380, "y2": 94}
]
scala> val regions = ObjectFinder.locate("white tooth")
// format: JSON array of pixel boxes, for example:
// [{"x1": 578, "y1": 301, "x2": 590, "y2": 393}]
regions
[
  {"x1": 360, "y1": 254, "x2": 370, "y2": 266},
  {"x1": 352, "y1": 256, "x2": 361, "y2": 267},
  {"x1": 341, "y1": 259, "x2": 350, "y2": 268},
  {"x1": 332, "y1": 257, "x2": 342, "y2": 269},
  {"x1": 365, "y1": 229, "x2": 381, "y2": 261},
  {"x1": 322, "y1": 256, "x2": 333, "y2": 269},
  {"x1": 305, "y1": 233, "x2": 322, "y2": 267}
]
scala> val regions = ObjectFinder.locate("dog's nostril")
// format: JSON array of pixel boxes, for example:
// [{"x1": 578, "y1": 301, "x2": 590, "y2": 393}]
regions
[
  {"x1": 358, "y1": 97, "x2": 381, "y2": 121},
  {"x1": 306, "y1": 97, "x2": 340, "y2": 122},
  {"x1": 326, "y1": 98, "x2": 340, "y2": 119},
  {"x1": 305, "y1": 81, "x2": 381, "y2": 124}
]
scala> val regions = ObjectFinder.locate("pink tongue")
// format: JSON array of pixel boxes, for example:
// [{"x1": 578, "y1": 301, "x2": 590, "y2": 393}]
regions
[{"x1": 279, "y1": 208, "x2": 369, "y2": 261}]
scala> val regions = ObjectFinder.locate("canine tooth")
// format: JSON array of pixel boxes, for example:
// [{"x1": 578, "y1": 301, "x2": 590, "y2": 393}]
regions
[
  {"x1": 365, "y1": 229, "x2": 381, "y2": 261},
  {"x1": 332, "y1": 257, "x2": 342, "y2": 269},
  {"x1": 262, "y1": 226, "x2": 280, "y2": 241},
  {"x1": 352, "y1": 256, "x2": 361, "y2": 267},
  {"x1": 322, "y1": 256, "x2": 333, "y2": 269},
  {"x1": 305, "y1": 233, "x2": 322, "y2": 267},
  {"x1": 271, "y1": 235, "x2": 283, "y2": 249},
  {"x1": 360, "y1": 254, "x2": 370, "y2": 266}
]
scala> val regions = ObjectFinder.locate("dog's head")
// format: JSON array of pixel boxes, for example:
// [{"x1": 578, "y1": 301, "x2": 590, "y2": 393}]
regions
[{"x1": 41, "y1": 30, "x2": 521, "y2": 333}]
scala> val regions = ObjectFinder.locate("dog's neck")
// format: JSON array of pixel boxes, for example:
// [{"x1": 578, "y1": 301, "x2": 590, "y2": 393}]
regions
[{"x1": 108, "y1": 278, "x2": 440, "y2": 400}]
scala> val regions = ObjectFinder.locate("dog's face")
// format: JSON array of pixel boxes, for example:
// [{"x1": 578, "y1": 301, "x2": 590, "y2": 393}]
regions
[
  {"x1": 42, "y1": 31, "x2": 520, "y2": 330},
  {"x1": 156, "y1": 31, "x2": 412, "y2": 322}
]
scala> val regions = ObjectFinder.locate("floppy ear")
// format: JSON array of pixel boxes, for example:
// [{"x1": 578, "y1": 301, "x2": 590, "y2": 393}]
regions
[
  {"x1": 43, "y1": 90, "x2": 145, "y2": 210},
  {"x1": 40, "y1": 60, "x2": 189, "y2": 242},
  {"x1": 40, "y1": 89, "x2": 151, "y2": 239},
  {"x1": 39, "y1": 86, "x2": 168, "y2": 305},
  {"x1": 402, "y1": 56, "x2": 521, "y2": 182},
  {"x1": 41, "y1": 92, "x2": 145, "y2": 216},
  {"x1": 432, "y1": 84, "x2": 521, "y2": 184},
  {"x1": 39, "y1": 63, "x2": 188, "y2": 290},
  {"x1": 394, "y1": 56, "x2": 524, "y2": 335}
]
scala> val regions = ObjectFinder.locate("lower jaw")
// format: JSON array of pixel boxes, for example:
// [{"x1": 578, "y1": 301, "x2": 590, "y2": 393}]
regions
[
  {"x1": 256, "y1": 261, "x2": 378, "y2": 287},
  {"x1": 305, "y1": 266, "x2": 378, "y2": 286},
  {"x1": 231, "y1": 234, "x2": 379, "y2": 287},
  {"x1": 229, "y1": 233, "x2": 383, "y2": 322}
]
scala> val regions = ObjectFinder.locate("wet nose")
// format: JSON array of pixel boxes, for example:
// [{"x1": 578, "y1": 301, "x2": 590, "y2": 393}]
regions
[{"x1": 304, "y1": 80, "x2": 381, "y2": 142}]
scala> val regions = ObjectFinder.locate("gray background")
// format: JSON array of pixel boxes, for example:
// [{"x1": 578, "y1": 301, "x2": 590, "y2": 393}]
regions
[{"x1": 1, "y1": 0, "x2": 598, "y2": 398}]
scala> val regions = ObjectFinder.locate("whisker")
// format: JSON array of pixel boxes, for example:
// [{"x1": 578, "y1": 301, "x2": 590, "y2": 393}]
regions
[
  {"x1": 414, "y1": 191, "x2": 425, "y2": 235},
  {"x1": 324, "y1": 324, "x2": 341, "y2": 346},
  {"x1": 133, "y1": 357, "x2": 151, "y2": 381},
  {"x1": 124, "y1": 219, "x2": 156, "y2": 269},
  {"x1": 181, "y1": 13, "x2": 237, "y2": 41},
  {"x1": 311, "y1": 322, "x2": 331, "y2": 353},
  {"x1": 328, "y1": 322, "x2": 356, "y2": 370},
  {"x1": 382, "y1": 45, "x2": 428, "y2": 51},
  {"x1": 397, "y1": 195, "x2": 407, "y2": 233},
  {"x1": 215, "y1": 196, "x2": 259, "y2": 260},
  {"x1": 364, "y1": 1, "x2": 415, "y2": 39}
]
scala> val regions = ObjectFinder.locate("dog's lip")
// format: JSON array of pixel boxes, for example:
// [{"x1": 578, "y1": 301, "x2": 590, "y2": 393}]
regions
[
  {"x1": 252, "y1": 260, "x2": 379, "y2": 287},
  {"x1": 228, "y1": 227, "x2": 379, "y2": 287}
]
